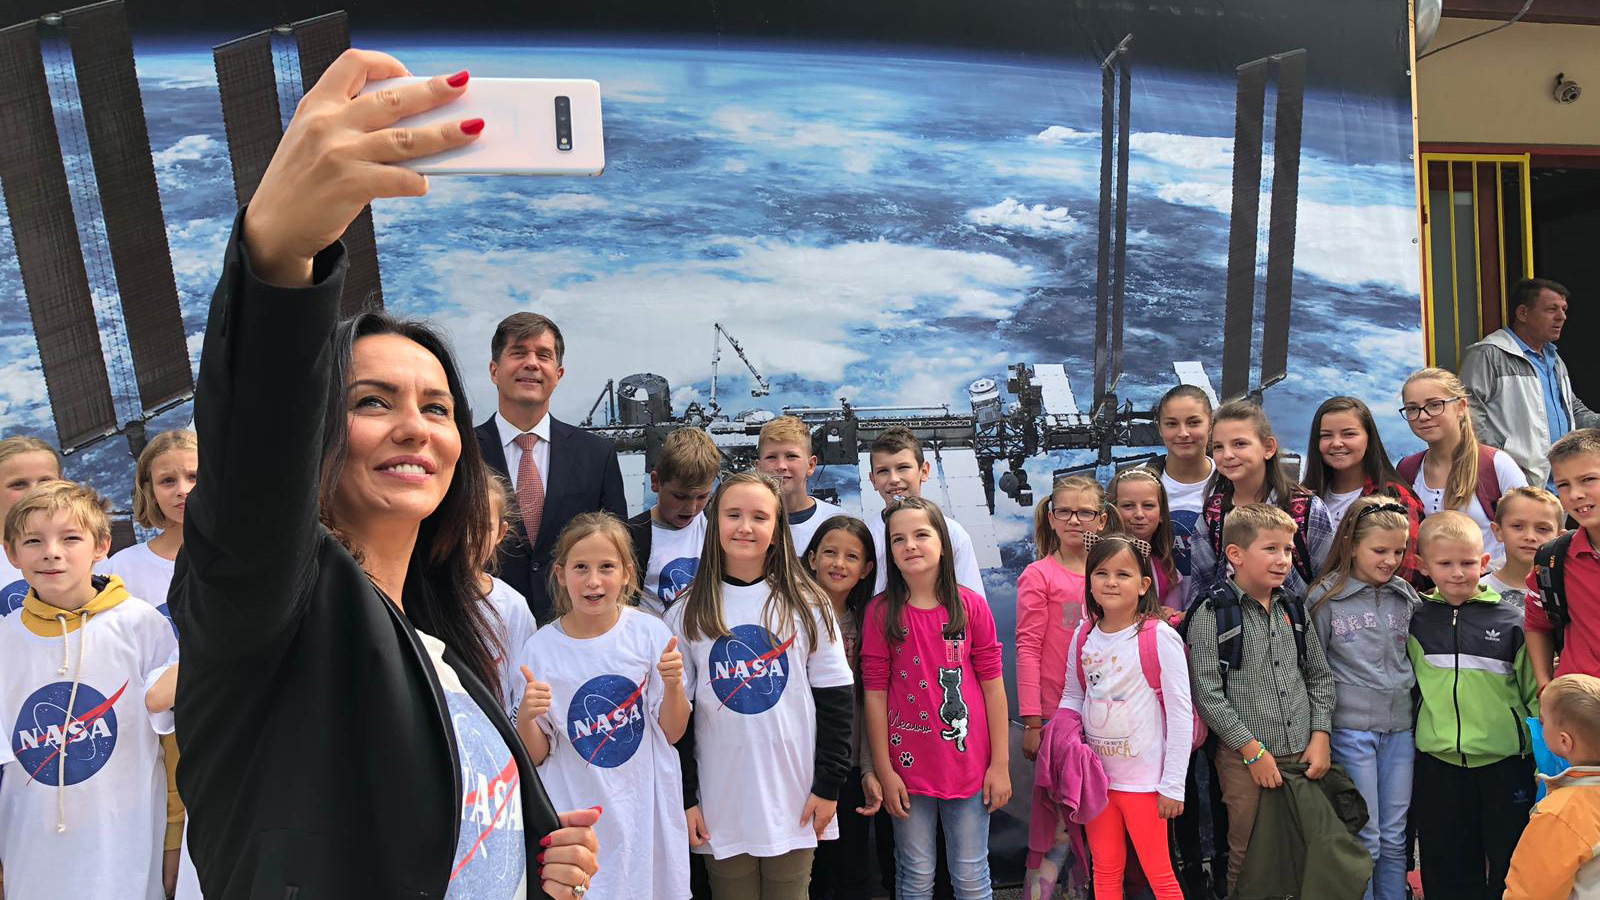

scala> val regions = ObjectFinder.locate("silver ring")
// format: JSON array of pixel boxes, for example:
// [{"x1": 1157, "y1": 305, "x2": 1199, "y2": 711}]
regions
[{"x1": 572, "y1": 884, "x2": 588, "y2": 898}]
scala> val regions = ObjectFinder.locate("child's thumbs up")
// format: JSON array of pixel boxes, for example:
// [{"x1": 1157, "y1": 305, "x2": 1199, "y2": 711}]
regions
[
  {"x1": 519, "y1": 664, "x2": 552, "y2": 721},
  {"x1": 658, "y1": 636, "x2": 683, "y2": 685}
]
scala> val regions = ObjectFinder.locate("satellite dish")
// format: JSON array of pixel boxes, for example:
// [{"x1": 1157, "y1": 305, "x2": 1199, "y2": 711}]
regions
[{"x1": 1416, "y1": 0, "x2": 1442, "y2": 52}]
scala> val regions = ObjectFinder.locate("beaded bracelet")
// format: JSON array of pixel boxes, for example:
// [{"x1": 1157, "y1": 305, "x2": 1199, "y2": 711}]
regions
[{"x1": 1244, "y1": 746, "x2": 1267, "y2": 765}]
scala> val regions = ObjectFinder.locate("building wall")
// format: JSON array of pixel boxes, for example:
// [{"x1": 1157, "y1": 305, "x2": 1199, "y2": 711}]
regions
[{"x1": 1417, "y1": 18, "x2": 1599, "y2": 145}]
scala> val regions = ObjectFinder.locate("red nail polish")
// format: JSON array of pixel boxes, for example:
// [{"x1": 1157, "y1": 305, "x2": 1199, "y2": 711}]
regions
[
  {"x1": 460, "y1": 118, "x2": 485, "y2": 136},
  {"x1": 592, "y1": 805, "x2": 603, "y2": 816},
  {"x1": 539, "y1": 834, "x2": 553, "y2": 848},
  {"x1": 536, "y1": 852, "x2": 546, "y2": 863},
  {"x1": 446, "y1": 70, "x2": 469, "y2": 88}
]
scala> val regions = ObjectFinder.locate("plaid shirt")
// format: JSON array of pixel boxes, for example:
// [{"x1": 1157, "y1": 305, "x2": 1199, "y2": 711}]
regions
[{"x1": 1185, "y1": 579, "x2": 1336, "y2": 756}]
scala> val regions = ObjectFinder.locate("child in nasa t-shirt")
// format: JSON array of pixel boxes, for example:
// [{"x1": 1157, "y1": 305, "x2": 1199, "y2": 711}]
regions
[
  {"x1": 515, "y1": 513, "x2": 692, "y2": 900},
  {"x1": 0, "y1": 482, "x2": 178, "y2": 900},
  {"x1": 667, "y1": 473, "x2": 855, "y2": 890}
]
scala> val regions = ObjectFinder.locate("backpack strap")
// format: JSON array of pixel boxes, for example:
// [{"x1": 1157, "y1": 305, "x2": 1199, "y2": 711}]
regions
[
  {"x1": 1204, "y1": 582, "x2": 1244, "y2": 687},
  {"x1": 1287, "y1": 493, "x2": 1315, "y2": 586},
  {"x1": 1072, "y1": 616, "x2": 1098, "y2": 694},
  {"x1": 1137, "y1": 618, "x2": 1164, "y2": 697},
  {"x1": 1283, "y1": 594, "x2": 1311, "y2": 668},
  {"x1": 1535, "y1": 530, "x2": 1577, "y2": 653},
  {"x1": 1204, "y1": 490, "x2": 1226, "y2": 569},
  {"x1": 1475, "y1": 445, "x2": 1503, "y2": 522},
  {"x1": 1397, "y1": 451, "x2": 1424, "y2": 488}
]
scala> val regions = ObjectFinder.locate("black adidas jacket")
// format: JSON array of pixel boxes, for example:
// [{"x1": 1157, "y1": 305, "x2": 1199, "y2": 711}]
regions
[{"x1": 171, "y1": 215, "x2": 560, "y2": 899}]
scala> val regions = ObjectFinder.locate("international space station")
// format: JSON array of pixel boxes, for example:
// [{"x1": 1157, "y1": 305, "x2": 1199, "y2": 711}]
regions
[
  {"x1": 576, "y1": 37, "x2": 1310, "y2": 569},
  {"x1": 0, "y1": 4, "x2": 1306, "y2": 566}
]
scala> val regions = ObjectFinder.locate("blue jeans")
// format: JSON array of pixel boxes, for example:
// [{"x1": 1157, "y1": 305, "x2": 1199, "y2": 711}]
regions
[
  {"x1": 1329, "y1": 729, "x2": 1414, "y2": 900},
  {"x1": 892, "y1": 791, "x2": 992, "y2": 900}
]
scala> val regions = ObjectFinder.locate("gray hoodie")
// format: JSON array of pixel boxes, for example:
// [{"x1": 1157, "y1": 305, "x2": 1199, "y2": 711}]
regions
[{"x1": 1308, "y1": 575, "x2": 1420, "y2": 733}]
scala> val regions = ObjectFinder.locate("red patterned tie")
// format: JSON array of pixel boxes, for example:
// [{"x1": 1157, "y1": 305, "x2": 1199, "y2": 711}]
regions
[{"x1": 513, "y1": 433, "x2": 545, "y2": 548}]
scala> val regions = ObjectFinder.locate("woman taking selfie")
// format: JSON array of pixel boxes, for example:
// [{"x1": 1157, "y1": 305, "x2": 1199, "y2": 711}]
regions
[{"x1": 171, "y1": 51, "x2": 598, "y2": 900}]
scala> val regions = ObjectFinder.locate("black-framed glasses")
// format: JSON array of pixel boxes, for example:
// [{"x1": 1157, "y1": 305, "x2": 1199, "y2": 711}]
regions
[
  {"x1": 1398, "y1": 397, "x2": 1463, "y2": 421},
  {"x1": 1050, "y1": 507, "x2": 1103, "y2": 523}
]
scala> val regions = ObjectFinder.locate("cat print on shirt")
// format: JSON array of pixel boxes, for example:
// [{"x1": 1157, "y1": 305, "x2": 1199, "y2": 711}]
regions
[
  {"x1": 937, "y1": 667, "x2": 969, "y2": 752},
  {"x1": 1083, "y1": 649, "x2": 1137, "y2": 760}
]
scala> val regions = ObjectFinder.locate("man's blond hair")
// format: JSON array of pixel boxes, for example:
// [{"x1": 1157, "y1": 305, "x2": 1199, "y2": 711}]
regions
[
  {"x1": 1543, "y1": 674, "x2": 1600, "y2": 752},
  {"x1": 1221, "y1": 502, "x2": 1297, "y2": 552},
  {"x1": 757, "y1": 416, "x2": 813, "y2": 455},
  {"x1": 4, "y1": 481, "x2": 111, "y2": 547},
  {"x1": 1417, "y1": 509, "x2": 1483, "y2": 555}
]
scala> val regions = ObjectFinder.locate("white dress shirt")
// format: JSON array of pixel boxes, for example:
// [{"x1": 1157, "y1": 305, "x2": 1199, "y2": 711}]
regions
[{"x1": 494, "y1": 411, "x2": 551, "y2": 493}]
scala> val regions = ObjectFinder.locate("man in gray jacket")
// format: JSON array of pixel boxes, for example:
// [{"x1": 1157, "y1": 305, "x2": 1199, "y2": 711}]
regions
[{"x1": 1459, "y1": 277, "x2": 1599, "y2": 487}]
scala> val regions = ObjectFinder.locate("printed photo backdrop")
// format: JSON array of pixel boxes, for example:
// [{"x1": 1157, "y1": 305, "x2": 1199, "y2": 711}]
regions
[{"x1": 0, "y1": 0, "x2": 1423, "y2": 877}]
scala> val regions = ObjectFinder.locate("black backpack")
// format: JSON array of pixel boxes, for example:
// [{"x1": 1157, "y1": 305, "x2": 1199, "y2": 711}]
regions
[
  {"x1": 1533, "y1": 530, "x2": 1577, "y2": 652},
  {"x1": 1180, "y1": 581, "x2": 1310, "y2": 687}
]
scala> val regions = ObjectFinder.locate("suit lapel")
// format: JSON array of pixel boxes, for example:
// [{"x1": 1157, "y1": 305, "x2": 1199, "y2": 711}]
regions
[{"x1": 476, "y1": 415, "x2": 509, "y2": 479}]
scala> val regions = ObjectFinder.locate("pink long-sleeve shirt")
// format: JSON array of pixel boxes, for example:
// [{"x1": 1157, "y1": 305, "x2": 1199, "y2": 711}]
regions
[
  {"x1": 1015, "y1": 557, "x2": 1086, "y2": 718},
  {"x1": 861, "y1": 587, "x2": 1004, "y2": 798}
]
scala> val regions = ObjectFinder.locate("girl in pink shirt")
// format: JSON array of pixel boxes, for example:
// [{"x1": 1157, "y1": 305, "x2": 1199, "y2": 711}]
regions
[{"x1": 863, "y1": 497, "x2": 1009, "y2": 900}]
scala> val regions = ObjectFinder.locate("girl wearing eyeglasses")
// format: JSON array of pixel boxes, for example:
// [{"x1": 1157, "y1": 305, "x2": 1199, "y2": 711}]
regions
[
  {"x1": 1017, "y1": 475, "x2": 1108, "y2": 898},
  {"x1": 1307, "y1": 496, "x2": 1423, "y2": 900},
  {"x1": 1398, "y1": 368, "x2": 1527, "y2": 566}
]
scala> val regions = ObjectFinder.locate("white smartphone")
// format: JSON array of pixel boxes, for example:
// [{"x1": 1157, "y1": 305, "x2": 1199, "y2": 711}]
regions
[{"x1": 358, "y1": 76, "x2": 604, "y2": 176}]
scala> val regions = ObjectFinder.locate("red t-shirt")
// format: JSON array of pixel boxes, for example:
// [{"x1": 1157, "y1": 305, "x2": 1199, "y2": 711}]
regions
[
  {"x1": 861, "y1": 587, "x2": 1004, "y2": 799},
  {"x1": 1524, "y1": 527, "x2": 1600, "y2": 678}
]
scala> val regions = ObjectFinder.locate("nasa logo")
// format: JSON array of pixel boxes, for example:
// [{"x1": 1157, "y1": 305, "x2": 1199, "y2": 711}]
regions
[
  {"x1": 444, "y1": 691, "x2": 524, "y2": 899},
  {"x1": 566, "y1": 673, "x2": 647, "y2": 769},
  {"x1": 708, "y1": 623, "x2": 793, "y2": 715},
  {"x1": 12, "y1": 681, "x2": 124, "y2": 786},
  {"x1": 1, "y1": 578, "x2": 28, "y2": 616},
  {"x1": 658, "y1": 558, "x2": 699, "y2": 610}
]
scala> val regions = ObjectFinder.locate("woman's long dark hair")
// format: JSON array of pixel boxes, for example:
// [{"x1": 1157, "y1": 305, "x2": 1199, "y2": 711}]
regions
[
  {"x1": 881, "y1": 497, "x2": 965, "y2": 645},
  {"x1": 1302, "y1": 396, "x2": 1406, "y2": 497},
  {"x1": 319, "y1": 312, "x2": 502, "y2": 696}
]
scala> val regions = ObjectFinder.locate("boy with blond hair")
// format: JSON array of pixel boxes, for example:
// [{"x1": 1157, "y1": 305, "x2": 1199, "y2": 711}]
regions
[
  {"x1": 1504, "y1": 673, "x2": 1600, "y2": 900},
  {"x1": 1185, "y1": 502, "x2": 1336, "y2": 894},
  {"x1": 1488, "y1": 486, "x2": 1563, "y2": 610},
  {"x1": 0, "y1": 481, "x2": 176, "y2": 899},
  {"x1": 1527, "y1": 429, "x2": 1600, "y2": 686},
  {"x1": 1408, "y1": 510, "x2": 1538, "y2": 900},
  {"x1": 756, "y1": 415, "x2": 845, "y2": 556},
  {"x1": 864, "y1": 426, "x2": 986, "y2": 596},
  {"x1": 627, "y1": 427, "x2": 721, "y2": 617}
]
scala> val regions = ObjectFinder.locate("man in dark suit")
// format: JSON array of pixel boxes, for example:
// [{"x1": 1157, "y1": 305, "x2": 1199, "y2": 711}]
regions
[{"x1": 475, "y1": 312, "x2": 627, "y2": 621}]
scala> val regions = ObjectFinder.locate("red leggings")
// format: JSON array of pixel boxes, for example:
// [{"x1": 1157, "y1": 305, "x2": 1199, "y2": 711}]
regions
[{"x1": 1083, "y1": 789, "x2": 1184, "y2": 900}]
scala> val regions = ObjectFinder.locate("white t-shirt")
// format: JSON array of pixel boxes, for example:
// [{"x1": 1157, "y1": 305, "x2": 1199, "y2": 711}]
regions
[
  {"x1": 0, "y1": 596, "x2": 178, "y2": 900},
  {"x1": 1324, "y1": 488, "x2": 1365, "y2": 532},
  {"x1": 485, "y1": 577, "x2": 537, "y2": 718},
  {"x1": 640, "y1": 513, "x2": 708, "y2": 618},
  {"x1": 666, "y1": 580, "x2": 854, "y2": 859},
  {"x1": 788, "y1": 498, "x2": 847, "y2": 558},
  {"x1": 103, "y1": 542, "x2": 178, "y2": 632},
  {"x1": 869, "y1": 513, "x2": 987, "y2": 599},
  {"x1": 1160, "y1": 460, "x2": 1214, "y2": 579},
  {"x1": 1484, "y1": 571, "x2": 1528, "y2": 610},
  {"x1": 1058, "y1": 620, "x2": 1192, "y2": 801},
  {"x1": 417, "y1": 630, "x2": 527, "y2": 900},
  {"x1": 1, "y1": 556, "x2": 30, "y2": 616},
  {"x1": 1409, "y1": 448, "x2": 1528, "y2": 566},
  {"x1": 517, "y1": 608, "x2": 690, "y2": 900}
]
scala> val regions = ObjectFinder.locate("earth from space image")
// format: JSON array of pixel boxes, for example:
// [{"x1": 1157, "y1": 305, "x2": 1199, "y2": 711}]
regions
[{"x1": 0, "y1": 37, "x2": 1424, "y2": 852}]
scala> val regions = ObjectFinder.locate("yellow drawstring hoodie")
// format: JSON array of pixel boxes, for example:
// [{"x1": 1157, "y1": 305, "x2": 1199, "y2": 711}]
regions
[{"x1": 18, "y1": 574, "x2": 129, "y2": 833}]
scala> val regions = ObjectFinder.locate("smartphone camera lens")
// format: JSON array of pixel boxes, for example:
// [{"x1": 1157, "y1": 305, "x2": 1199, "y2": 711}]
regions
[{"x1": 555, "y1": 96, "x2": 572, "y2": 151}]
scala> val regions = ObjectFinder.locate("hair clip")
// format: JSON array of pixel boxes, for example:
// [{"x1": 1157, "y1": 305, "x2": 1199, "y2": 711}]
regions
[
  {"x1": 1354, "y1": 501, "x2": 1409, "y2": 523},
  {"x1": 1082, "y1": 532, "x2": 1152, "y2": 559}
]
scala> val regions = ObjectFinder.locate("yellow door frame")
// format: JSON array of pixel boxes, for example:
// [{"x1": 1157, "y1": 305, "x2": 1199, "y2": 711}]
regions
[{"x1": 1419, "y1": 152, "x2": 1535, "y2": 367}]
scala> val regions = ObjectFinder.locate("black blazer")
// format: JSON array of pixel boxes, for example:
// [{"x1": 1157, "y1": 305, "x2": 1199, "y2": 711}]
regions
[
  {"x1": 172, "y1": 218, "x2": 559, "y2": 900},
  {"x1": 476, "y1": 414, "x2": 627, "y2": 620}
]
